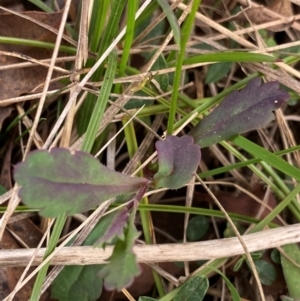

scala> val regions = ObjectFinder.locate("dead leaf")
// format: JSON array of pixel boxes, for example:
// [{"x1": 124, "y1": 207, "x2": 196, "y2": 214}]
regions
[
  {"x1": 0, "y1": 10, "x2": 64, "y2": 99},
  {"x1": 268, "y1": 0, "x2": 293, "y2": 17},
  {"x1": 0, "y1": 0, "x2": 20, "y2": 7},
  {"x1": 0, "y1": 106, "x2": 13, "y2": 131},
  {"x1": 194, "y1": 184, "x2": 281, "y2": 225},
  {"x1": 219, "y1": 1, "x2": 294, "y2": 32},
  {"x1": 219, "y1": 7, "x2": 273, "y2": 24},
  {"x1": 7, "y1": 217, "x2": 43, "y2": 248},
  {"x1": 267, "y1": 0, "x2": 294, "y2": 31},
  {"x1": 0, "y1": 10, "x2": 64, "y2": 128},
  {"x1": 0, "y1": 229, "x2": 49, "y2": 301},
  {"x1": 244, "y1": 62, "x2": 300, "y2": 94},
  {"x1": 0, "y1": 216, "x2": 48, "y2": 300},
  {"x1": 0, "y1": 133, "x2": 14, "y2": 190}
]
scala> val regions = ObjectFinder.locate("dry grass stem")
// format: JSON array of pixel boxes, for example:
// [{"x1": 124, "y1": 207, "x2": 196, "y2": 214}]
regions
[{"x1": 0, "y1": 224, "x2": 299, "y2": 267}]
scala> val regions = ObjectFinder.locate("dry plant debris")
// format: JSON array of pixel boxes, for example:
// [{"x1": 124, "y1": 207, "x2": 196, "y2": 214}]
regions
[{"x1": 1, "y1": 0, "x2": 300, "y2": 300}]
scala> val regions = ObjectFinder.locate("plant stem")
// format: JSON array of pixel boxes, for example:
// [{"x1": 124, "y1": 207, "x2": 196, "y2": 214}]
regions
[
  {"x1": 167, "y1": 0, "x2": 203, "y2": 134},
  {"x1": 29, "y1": 214, "x2": 66, "y2": 301},
  {"x1": 123, "y1": 120, "x2": 166, "y2": 296}
]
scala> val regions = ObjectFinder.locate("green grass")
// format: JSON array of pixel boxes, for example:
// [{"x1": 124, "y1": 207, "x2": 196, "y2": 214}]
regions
[{"x1": 2, "y1": 1, "x2": 300, "y2": 300}]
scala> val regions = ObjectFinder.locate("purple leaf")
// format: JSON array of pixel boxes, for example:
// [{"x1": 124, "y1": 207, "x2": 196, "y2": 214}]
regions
[
  {"x1": 14, "y1": 148, "x2": 148, "y2": 217},
  {"x1": 94, "y1": 208, "x2": 129, "y2": 247},
  {"x1": 153, "y1": 135, "x2": 201, "y2": 189},
  {"x1": 189, "y1": 78, "x2": 289, "y2": 147}
]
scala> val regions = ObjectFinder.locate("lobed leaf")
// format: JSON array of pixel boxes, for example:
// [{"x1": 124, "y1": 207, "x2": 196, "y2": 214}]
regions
[
  {"x1": 98, "y1": 221, "x2": 141, "y2": 290},
  {"x1": 94, "y1": 208, "x2": 129, "y2": 247},
  {"x1": 51, "y1": 213, "x2": 114, "y2": 301},
  {"x1": 189, "y1": 78, "x2": 289, "y2": 147},
  {"x1": 153, "y1": 135, "x2": 201, "y2": 189},
  {"x1": 52, "y1": 209, "x2": 132, "y2": 300},
  {"x1": 14, "y1": 148, "x2": 148, "y2": 217}
]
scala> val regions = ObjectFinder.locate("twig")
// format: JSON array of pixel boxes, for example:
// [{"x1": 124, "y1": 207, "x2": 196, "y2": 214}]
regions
[{"x1": 0, "y1": 223, "x2": 299, "y2": 266}]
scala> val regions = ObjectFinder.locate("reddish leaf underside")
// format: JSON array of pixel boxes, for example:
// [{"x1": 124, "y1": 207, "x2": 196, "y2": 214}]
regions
[
  {"x1": 189, "y1": 78, "x2": 290, "y2": 147},
  {"x1": 154, "y1": 135, "x2": 201, "y2": 189},
  {"x1": 94, "y1": 208, "x2": 129, "y2": 247},
  {"x1": 14, "y1": 148, "x2": 148, "y2": 217}
]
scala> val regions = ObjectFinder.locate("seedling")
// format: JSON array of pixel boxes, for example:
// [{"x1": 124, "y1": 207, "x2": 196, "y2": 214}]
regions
[{"x1": 13, "y1": 78, "x2": 289, "y2": 293}]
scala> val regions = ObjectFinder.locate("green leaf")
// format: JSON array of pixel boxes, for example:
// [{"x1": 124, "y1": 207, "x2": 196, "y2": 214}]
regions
[
  {"x1": 82, "y1": 50, "x2": 117, "y2": 153},
  {"x1": 52, "y1": 265, "x2": 102, "y2": 301},
  {"x1": 204, "y1": 265, "x2": 241, "y2": 301},
  {"x1": 156, "y1": 0, "x2": 181, "y2": 46},
  {"x1": 223, "y1": 221, "x2": 246, "y2": 238},
  {"x1": 271, "y1": 249, "x2": 281, "y2": 264},
  {"x1": 251, "y1": 251, "x2": 264, "y2": 260},
  {"x1": 254, "y1": 259, "x2": 277, "y2": 286},
  {"x1": 196, "y1": 260, "x2": 207, "y2": 267},
  {"x1": 232, "y1": 136, "x2": 300, "y2": 182},
  {"x1": 167, "y1": 0, "x2": 201, "y2": 135},
  {"x1": 177, "y1": 52, "x2": 278, "y2": 66},
  {"x1": 98, "y1": 221, "x2": 141, "y2": 290},
  {"x1": 205, "y1": 62, "x2": 232, "y2": 84},
  {"x1": 0, "y1": 185, "x2": 6, "y2": 196},
  {"x1": 280, "y1": 296, "x2": 299, "y2": 301},
  {"x1": 28, "y1": 0, "x2": 53, "y2": 12},
  {"x1": 150, "y1": 51, "x2": 169, "y2": 91},
  {"x1": 154, "y1": 135, "x2": 201, "y2": 189},
  {"x1": 281, "y1": 244, "x2": 300, "y2": 298},
  {"x1": 174, "y1": 276, "x2": 208, "y2": 301},
  {"x1": 189, "y1": 78, "x2": 289, "y2": 147},
  {"x1": 258, "y1": 29, "x2": 277, "y2": 48},
  {"x1": 124, "y1": 90, "x2": 154, "y2": 110},
  {"x1": 214, "y1": 269, "x2": 241, "y2": 301},
  {"x1": 186, "y1": 216, "x2": 209, "y2": 241},
  {"x1": 51, "y1": 213, "x2": 120, "y2": 301},
  {"x1": 135, "y1": 9, "x2": 166, "y2": 45},
  {"x1": 52, "y1": 265, "x2": 83, "y2": 301},
  {"x1": 52, "y1": 209, "x2": 131, "y2": 300},
  {"x1": 139, "y1": 297, "x2": 157, "y2": 301},
  {"x1": 14, "y1": 148, "x2": 148, "y2": 217},
  {"x1": 233, "y1": 257, "x2": 244, "y2": 272},
  {"x1": 125, "y1": 50, "x2": 169, "y2": 108},
  {"x1": 51, "y1": 208, "x2": 134, "y2": 300},
  {"x1": 77, "y1": 0, "x2": 126, "y2": 134}
]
